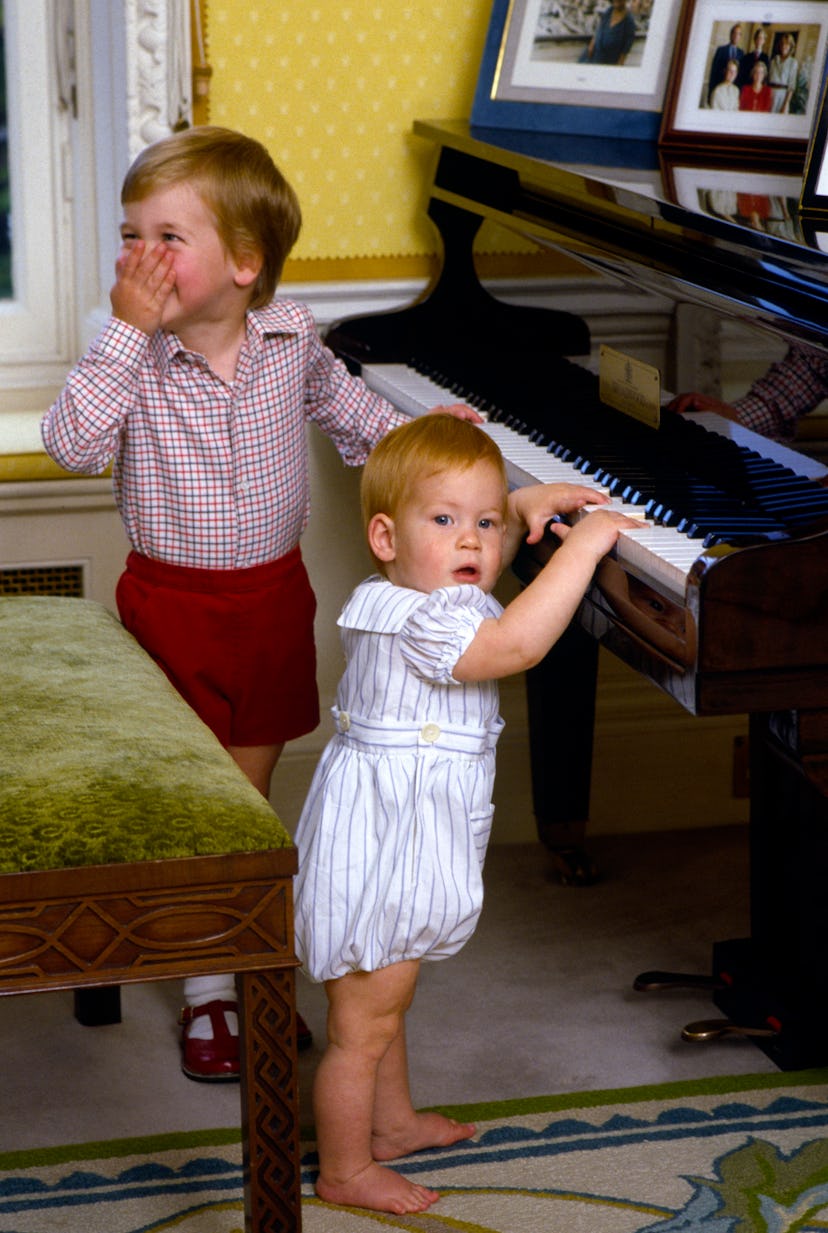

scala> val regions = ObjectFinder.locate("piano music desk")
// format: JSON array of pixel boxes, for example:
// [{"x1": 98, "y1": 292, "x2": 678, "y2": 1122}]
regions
[{"x1": 0, "y1": 597, "x2": 302, "y2": 1233}]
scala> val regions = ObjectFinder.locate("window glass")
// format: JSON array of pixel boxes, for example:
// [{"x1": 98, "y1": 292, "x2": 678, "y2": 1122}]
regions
[{"x1": 0, "y1": 1, "x2": 9, "y2": 299}]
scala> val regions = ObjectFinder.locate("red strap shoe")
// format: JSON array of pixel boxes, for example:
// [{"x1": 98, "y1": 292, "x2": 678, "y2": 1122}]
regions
[
  {"x1": 179, "y1": 999, "x2": 313, "y2": 1082},
  {"x1": 180, "y1": 999, "x2": 240, "y2": 1082}
]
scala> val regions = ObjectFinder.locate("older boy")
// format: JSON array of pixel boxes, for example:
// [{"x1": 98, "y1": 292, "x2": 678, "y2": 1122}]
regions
[{"x1": 42, "y1": 126, "x2": 473, "y2": 1080}]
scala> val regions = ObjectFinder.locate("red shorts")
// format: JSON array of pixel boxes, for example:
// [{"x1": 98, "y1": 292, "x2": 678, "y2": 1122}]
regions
[{"x1": 116, "y1": 549, "x2": 319, "y2": 748}]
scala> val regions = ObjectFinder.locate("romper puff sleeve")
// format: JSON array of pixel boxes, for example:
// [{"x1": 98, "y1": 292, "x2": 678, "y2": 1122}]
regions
[{"x1": 398, "y1": 585, "x2": 502, "y2": 684}]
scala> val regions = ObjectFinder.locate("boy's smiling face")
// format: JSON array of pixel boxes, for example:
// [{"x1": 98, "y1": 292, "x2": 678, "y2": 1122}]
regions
[{"x1": 119, "y1": 182, "x2": 257, "y2": 339}]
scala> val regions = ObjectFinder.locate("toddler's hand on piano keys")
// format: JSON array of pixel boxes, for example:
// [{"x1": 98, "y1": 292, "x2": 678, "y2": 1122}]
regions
[
  {"x1": 549, "y1": 507, "x2": 643, "y2": 558},
  {"x1": 426, "y1": 403, "x2": 484, "y2": 424},
  {"x1": 513, "y1": 482, "x2": 610, "y2": 545}
]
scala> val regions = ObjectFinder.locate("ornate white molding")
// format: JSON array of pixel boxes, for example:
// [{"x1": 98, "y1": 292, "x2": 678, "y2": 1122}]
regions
[{"x1": 124, "y1": 0, "x2": 192, "y2": 161}]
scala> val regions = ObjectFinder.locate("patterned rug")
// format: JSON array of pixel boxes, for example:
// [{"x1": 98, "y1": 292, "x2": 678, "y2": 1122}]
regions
[{"x1": 2, "y1": 1070, "x2": 828, "y2": 1232}]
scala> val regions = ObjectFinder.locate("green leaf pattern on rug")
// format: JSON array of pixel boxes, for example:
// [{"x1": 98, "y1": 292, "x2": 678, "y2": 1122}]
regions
[{"x1": 641, "y1": 1138, "x2": 828, "y2": 1231}]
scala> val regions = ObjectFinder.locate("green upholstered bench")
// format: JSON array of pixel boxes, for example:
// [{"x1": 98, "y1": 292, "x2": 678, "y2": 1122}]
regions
[{"x1": 0, "y1": 596, "x2": 301, "y2": 1233}]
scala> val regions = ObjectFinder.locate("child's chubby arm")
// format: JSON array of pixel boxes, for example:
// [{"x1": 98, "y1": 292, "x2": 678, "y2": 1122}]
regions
[
  {"x1": 40, "y1": 242, "x2": 175, "y2": 473},
  {"x1": 502, "y1": 481, "x2": 608, "y2": 565},
  {"x1": 453, "y1": 506, "x2": 639, "y2": 682}
]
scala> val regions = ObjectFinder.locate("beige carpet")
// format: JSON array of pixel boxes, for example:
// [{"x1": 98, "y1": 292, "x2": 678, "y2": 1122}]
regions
[{"x1": 0, "y1": 831, "x2": 781, "y2": 1157}]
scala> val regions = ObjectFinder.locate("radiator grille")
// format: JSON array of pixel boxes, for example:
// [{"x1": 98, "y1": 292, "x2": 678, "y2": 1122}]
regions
[{"x1": 0, "y1": 563, "x2": 85, "y2": 597}]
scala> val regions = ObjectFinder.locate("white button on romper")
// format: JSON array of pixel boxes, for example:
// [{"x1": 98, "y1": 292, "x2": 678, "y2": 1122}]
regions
[{"x1": 294, "y1": 576, "x2": 505, "y2": 982}]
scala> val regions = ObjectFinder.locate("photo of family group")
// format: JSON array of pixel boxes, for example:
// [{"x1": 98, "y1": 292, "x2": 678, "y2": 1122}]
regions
[
  {"x1": 661, "y1": 0, "x2": 828, "y2": 155},
  {"x1": 703, "y1": 21, "x2": 814, "y2": 116}
]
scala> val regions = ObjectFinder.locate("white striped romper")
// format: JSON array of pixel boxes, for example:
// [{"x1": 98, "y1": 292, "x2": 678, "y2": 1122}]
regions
[{"x1": 293, "y1": 576, "x2": 505, "y2": 982}]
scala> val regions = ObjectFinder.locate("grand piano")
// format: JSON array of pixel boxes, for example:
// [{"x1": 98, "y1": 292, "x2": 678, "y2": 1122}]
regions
[{"x1": 325, "y1": 118, "x2": 828, "y2": 1070}]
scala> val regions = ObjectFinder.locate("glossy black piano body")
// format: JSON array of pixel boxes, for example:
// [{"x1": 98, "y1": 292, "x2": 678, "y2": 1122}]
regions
[{"x1": 326, "y1": 120, "x2": 828, "y2": 1069}]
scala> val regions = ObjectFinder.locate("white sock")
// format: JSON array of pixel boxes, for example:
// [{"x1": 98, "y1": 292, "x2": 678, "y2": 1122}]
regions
[{"x1": 183, "y1": 975, "x2": 238, "y2": 1040}]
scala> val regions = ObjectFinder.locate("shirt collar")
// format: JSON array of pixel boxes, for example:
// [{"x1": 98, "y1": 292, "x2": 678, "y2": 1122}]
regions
[{"x1": 147, "y1": 299, "x2": 305, "y2": 377}]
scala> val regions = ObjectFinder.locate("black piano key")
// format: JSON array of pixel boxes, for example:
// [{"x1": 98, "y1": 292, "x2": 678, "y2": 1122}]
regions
[
  {"x1": 782, "y1": 508, "x2": 828, "y2": 526},
  {"x1": 761, "y1": 491, "x2": 828, "y2": 510}
]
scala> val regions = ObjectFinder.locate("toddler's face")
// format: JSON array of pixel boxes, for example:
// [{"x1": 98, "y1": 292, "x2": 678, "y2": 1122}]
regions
[
  {"x1": 384, "y1": 460, "x2": 506, "y2": 594},
  {"x1": 119, "y1": 182, "x2": 247, "y2": 335}
]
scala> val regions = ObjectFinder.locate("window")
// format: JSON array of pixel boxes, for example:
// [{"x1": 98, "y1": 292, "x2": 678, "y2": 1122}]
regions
[
  {"x1": 0, "y1": 0, "x2": 73, "y2": 392},
  {"x1": 0, "y1": 2, "x2": 9, "y2": 299},
  {"x1": 0, "y1": 0, "x2": 192, "y2": 403}
]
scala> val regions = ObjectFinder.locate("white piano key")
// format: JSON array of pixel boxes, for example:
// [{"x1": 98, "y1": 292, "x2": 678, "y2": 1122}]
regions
[{"x1": 363, "y1": 364, "x2": 452, "y2": 415}]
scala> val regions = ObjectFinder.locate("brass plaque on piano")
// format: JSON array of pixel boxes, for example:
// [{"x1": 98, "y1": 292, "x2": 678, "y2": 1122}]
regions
[{"x1": 599, "y1": 345, "x2": 661, "y2": 429}]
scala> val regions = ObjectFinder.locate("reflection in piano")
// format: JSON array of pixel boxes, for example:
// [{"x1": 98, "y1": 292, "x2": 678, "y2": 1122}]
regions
[{"x1": 326, "y1": 120, "x2": 828, "y2": 1069}]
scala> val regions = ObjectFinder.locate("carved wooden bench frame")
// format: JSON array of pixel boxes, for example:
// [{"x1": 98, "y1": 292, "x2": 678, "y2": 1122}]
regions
[{"x1": 0, "y1": 847, "x2": 302, "y2": 1233}]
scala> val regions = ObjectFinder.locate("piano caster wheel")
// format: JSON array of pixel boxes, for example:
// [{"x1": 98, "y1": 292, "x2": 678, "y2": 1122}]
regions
[
  {"x1": 633, "y1": 969, "x2": 721, "y2": 993},
  {"x1": 547, "y1": 845, "x2": 599, "y2": 887},
  {"x1": 681, "y1": 1018, "x2": 779, "y2": 1044}
]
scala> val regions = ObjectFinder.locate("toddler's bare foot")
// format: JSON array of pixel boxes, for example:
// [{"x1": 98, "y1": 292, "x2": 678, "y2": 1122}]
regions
[
  {"x1": 373, "y1": 1111, "x2": 476, "y2": 1161},
  {"x1": 315, "y1": 1160, "x2": 439, "y2": 1214}
]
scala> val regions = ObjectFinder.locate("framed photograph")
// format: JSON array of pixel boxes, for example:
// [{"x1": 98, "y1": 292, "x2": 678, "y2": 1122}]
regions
[
  {"x1": 471, "y1": 0, "x2": 687, "y2": 141},
  {"x1": 664, "y1": 160, "x2": 807, "y2": 239},
  {"x1": 801, "y1": 49, "x2": 828, "y2": 211},
  {"x1": 660, "y1": 0, "x2": 828, "y2": 158}
]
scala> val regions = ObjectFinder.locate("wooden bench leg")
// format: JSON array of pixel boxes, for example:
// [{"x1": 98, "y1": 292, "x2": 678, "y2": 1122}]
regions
[{"x1": 237, "y1": 968, "x2": 302, "y2": 1233}]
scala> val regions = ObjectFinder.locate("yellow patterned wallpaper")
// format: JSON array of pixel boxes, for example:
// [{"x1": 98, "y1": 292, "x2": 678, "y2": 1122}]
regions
[{"x1": 201, "y1": 3, "x2": 517, "y2": 280}]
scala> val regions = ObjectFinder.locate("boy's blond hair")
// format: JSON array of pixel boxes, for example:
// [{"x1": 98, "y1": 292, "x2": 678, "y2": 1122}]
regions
[
  {"x1": 361, "y1": 414, "x2": 508, "y2": 574},
  {"x1": 121, "y1": 126, "x2": 301, "y2": 309}
]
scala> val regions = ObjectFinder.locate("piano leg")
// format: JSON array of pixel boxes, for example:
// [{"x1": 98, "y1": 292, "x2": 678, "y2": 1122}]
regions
[
  {"x1": 637, "y1": 708, "x2": 828, "y2": 1070},
  {"x1": 525, "y1": 620, "x2": 599, "y2": 885},
  {"x1": 708, "y1": 708, "x2": 828, "y2": 1070}
]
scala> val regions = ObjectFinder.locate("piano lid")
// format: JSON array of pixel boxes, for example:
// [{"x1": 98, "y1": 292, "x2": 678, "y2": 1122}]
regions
[{"x1": 414, "y1": 119, "x2": 828, "y2": 358}]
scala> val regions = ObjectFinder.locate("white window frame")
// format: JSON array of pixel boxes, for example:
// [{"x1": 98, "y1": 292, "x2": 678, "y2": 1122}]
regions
[
  {"x1": 1, "y1": 0, "x2": 74, "y2": 392},
  {"x1": 0, "y1": 0, "x2": 191, "y2": 403}
]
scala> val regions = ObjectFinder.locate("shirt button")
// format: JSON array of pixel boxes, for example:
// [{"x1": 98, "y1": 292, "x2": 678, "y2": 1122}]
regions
[
  {"x1": 337, "y1": 711, "x2": 351, "y2": 732},
  {"x1": 420, "y1": 722, "x2": 441, "y2": 743}
]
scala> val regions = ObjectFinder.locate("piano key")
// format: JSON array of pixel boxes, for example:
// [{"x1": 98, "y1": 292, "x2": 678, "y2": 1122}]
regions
[{"x1": 362, "y1": 363, "x2": 451, "y2": 413}]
